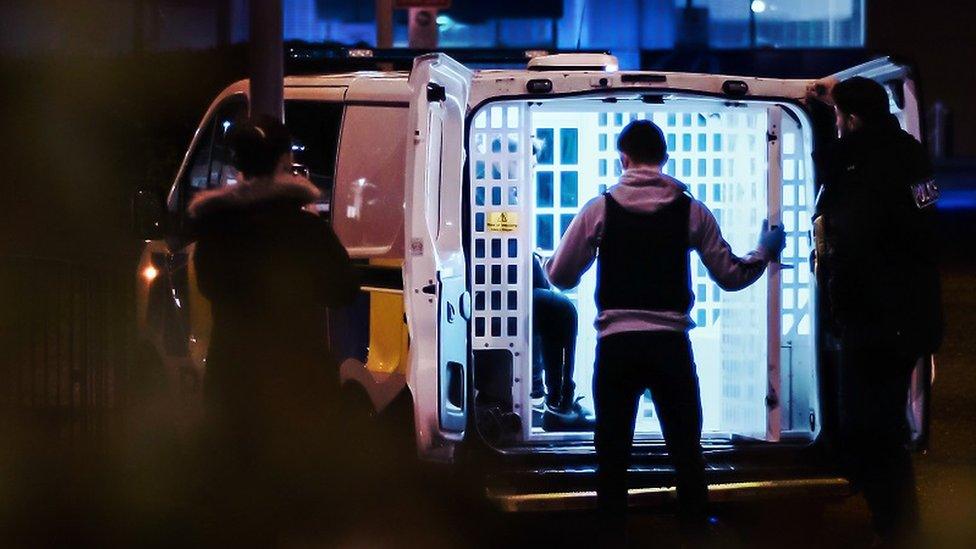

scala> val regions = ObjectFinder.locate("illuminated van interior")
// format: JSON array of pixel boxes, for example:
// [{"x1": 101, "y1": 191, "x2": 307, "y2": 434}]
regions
[{"x1": 469, "y1": 93, "x2": 820, "y2": 445}]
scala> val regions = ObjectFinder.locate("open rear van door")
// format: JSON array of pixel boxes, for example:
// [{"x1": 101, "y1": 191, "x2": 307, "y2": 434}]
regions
[
  {"x1": 404, "y1": 54, "x2": 473, "y2": 460},
  {"x1": 826, "y1": 57, "x2": 922, "y2": 140},
  {"x1": 823, "y1": 57, "x2": 932, "y2": 446}
]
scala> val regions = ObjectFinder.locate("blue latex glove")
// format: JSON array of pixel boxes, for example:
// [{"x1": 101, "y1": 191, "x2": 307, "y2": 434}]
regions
[{"x1": 759, "y1": 219, "x2": 786, "y2": 260}]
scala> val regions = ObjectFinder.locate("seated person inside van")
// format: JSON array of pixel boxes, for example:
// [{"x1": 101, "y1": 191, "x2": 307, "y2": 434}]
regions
[{"x1": 532, "y1": 252, "x2": 595, "y2": 431}]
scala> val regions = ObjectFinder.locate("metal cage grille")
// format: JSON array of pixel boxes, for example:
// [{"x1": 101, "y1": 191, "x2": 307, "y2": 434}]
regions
[
  {"x1": 469, "y1": 104, "x2": 533, "y2": 412},
  {"x1": 469, "y1": 98, "x2": 818, "y2": 440}
]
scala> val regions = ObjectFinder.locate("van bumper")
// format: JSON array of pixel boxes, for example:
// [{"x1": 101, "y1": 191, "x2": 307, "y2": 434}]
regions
[{"x1": 486, "y1": 477, "x2": 850, "y2": 513}]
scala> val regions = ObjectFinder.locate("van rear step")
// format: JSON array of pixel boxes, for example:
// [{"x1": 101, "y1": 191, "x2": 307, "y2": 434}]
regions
[{"x1": 487, "y1": 477, "x2": 850, "y2": 513}]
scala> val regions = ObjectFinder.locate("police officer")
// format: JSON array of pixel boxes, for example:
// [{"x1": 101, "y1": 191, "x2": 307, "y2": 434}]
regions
[
  {"x1": 814, "y1": 76, "x2": 942, "y2": 544},
  {"x1": 547, "y1": 120, "x2": 785, "y2": 537}
]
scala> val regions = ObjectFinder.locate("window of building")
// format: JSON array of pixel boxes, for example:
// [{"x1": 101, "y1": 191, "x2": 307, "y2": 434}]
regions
[
  {"x1": 675, "y1": 0, "x2": 864, "y2": 48},
  {"x1": 282, "y1": 0, "x2": 863, "y2": 71}
]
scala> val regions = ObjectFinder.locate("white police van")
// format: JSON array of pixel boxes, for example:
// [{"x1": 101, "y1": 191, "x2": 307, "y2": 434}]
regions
[{"x1": 133, "y1": 52, "x2": 933, "y2": 510}]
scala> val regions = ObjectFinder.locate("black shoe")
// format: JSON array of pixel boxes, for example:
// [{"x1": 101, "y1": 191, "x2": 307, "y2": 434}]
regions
[{"x1": 542, "y1": 397, "x2": 596, "y2": 432}]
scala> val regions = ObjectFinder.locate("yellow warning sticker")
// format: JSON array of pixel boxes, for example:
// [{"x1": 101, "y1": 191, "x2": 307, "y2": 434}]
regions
[{"x1": 487, "y1": 212, "x2": 519, "y2": 232}]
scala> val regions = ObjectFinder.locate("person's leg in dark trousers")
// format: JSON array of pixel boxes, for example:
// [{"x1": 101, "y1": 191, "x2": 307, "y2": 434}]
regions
[
  {"x1": 644, "y1": 333, "x2": 708, "y2": 524},
  {"x1": 839, "y1": 342, "x2": 920, "y2": 541},
  {"x1": 534, "y1": 288, "x2": 578, "y2": 408},
  {"x1": 594, "y1": 333, "x2": 645, "y2": 536},
  {"x1": 594, "y1": 332, "x2": 708, "y2": 540}
]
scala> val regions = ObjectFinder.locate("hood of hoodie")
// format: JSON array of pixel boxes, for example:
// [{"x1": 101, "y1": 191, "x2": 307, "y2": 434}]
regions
[
  {"x1": 187, "y1": 173, "x2": 321, "y2": 219},
  {"x1": 608, "y1": 166, "x2": 688, "y2": 214}
]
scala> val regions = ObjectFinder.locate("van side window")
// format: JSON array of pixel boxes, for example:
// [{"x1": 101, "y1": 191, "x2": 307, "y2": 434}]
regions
[
  {"x1": 208, "y1": 95, "x2": 248, "y2": 189},
  {"x1": 333, "y1": 105, "x2": 408, "y2": 259},
  {"x1": 178, "y1": 94, "x2": 248, "y2": 217},
  {"x1": 180, "y1": 122, "x2": 215, "y2": 208},
  {"x1": 285, "y1": 100, "x2": 344, "y2": 193}
]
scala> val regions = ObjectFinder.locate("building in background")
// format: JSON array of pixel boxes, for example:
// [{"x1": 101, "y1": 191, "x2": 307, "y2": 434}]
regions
[
  {"x1": 290, "y1": 0, "x2": 865, "y2": 69},
  {"x1": 7, "y1": 1, "x2": 972, "y2": 158},
  {"x1": 0, "y1": 0, "x2": 865, "y2": 67}
]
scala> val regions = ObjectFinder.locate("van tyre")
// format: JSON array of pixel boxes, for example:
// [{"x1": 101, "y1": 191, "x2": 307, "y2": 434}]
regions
[
  {"x1": 130, "y1": 342, "x2": 172, "y2": 407},
  {"x1": 338, "y1": 383, "x2": 377, "y2": 462}
]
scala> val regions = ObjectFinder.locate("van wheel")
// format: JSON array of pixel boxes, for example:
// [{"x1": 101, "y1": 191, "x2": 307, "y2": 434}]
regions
[
  {"x1": 130, "y1": 342, "x2": 170, "y2": 405},
  {"x1": 339, "y1": 384, "x2": 377, "y2": 459},
  {"x1": 340, "y1": 383, "x2": 375, "y2": 421},
  {"x1": 377, "y1": 389, "x2": 417, "y2": 459}
]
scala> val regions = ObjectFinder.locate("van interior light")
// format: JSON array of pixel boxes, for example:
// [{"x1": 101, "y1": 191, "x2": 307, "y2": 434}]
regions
[{"x1": 142, "y1": 265, "x2": 159, "y2": 283}]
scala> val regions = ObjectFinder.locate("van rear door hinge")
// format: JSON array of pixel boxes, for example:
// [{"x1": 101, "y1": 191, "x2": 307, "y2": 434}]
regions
[{"x1": 427, "y1": 83, "x2": 446, "y2": 102}]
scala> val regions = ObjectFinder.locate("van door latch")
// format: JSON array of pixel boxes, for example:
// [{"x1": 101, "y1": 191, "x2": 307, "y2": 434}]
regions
[
  {"x1": 427, "y1": 83, "x2": 446, "y2": 103},
  {"x1": 421, "y1": 283, "x2": 437, "y2": 295}
]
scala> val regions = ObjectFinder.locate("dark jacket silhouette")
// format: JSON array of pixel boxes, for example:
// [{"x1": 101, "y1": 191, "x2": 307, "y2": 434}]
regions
[
  {"x1": 814, "y1": 115, "x2": 942, "y2": 353},
  {"x1": 188, "y1": 172, "x2": 358, "y2": 456}
]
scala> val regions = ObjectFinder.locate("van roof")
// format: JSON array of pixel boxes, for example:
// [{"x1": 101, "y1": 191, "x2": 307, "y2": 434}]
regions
[
  {"x1": 282, "y1": 67, "x2": 810, "y2": 86},
  {"x1": 266, "y1": 54, "x2": 901, "y2": 108},
  {"x1": 284, "y1": 72, "x2": 409, "y2": 87},
  {"x1": 250, "y1": 60, "x2": 826, "y2": 110}
]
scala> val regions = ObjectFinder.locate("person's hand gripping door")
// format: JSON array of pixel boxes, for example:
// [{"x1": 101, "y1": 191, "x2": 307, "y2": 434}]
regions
[{"x1": 759, "y1": 220, "x2": 787, "y2": 261}]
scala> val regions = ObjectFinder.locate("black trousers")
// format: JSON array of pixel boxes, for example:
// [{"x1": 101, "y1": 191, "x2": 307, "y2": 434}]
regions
[
  {"x1": 594, "y1": 331, "x2": 708, "y2": 520},
  {"x1": 531, "y1": 288, "x2": 578, "y2": 409},
  {"x1": 838, "y1": 341, "x2": 920, "y2": 539}
]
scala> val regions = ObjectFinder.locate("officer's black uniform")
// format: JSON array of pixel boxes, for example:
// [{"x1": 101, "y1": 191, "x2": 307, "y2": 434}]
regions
[{"x1": 814, "y1": 113, "x2": 942, "y2": 539}]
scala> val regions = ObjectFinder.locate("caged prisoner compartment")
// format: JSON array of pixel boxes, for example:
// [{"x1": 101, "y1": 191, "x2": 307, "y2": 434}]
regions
[{"x1": 468, "y1": 92, "x2": 821, "y2": 448}]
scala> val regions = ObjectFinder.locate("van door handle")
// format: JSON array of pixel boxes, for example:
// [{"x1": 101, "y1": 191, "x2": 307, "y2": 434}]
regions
[{"x1": 459, "y1": 291, "x2": 472, "y2": 321}]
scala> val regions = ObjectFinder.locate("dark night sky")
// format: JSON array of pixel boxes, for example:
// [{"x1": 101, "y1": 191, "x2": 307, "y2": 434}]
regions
[{"x1": 867, "y1": 0, "x2": 976, "y2": 156}]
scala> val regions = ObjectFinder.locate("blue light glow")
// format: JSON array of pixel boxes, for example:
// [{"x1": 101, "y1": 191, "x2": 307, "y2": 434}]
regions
[{"x1": 937, "y1": 190, "x2": 976, "y2": 211}]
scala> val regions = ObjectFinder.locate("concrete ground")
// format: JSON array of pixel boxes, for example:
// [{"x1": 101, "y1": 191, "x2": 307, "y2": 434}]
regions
[{"x1": 2, "y1": 241, "x2": 974, "y2": 549}]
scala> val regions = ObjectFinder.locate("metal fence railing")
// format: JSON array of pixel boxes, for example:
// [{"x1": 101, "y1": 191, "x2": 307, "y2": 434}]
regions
[{"x1": 0, "y1": 256, "x2": 135, "y2": 440}]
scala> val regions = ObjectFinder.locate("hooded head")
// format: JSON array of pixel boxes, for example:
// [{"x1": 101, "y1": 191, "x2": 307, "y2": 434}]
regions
[
  {"x1": 187, "y1": 115, "x2": 320, "y2": 219},
  {"x1": 832, "y1": 76, "x2": 894, "y2": 138},
  {"x1": 227, "y1": 114, "x2": 294, "y2": 179}
]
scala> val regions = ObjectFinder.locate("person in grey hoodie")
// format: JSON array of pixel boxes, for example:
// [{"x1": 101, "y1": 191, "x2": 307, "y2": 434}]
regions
[{"x1": 546, "y1": 120, "x2": 786, "y2": 535}]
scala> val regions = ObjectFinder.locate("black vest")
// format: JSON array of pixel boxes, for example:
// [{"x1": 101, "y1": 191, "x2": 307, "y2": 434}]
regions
[{"x1": 596, "y1": 192, "x2": 693, "y2": 314}]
